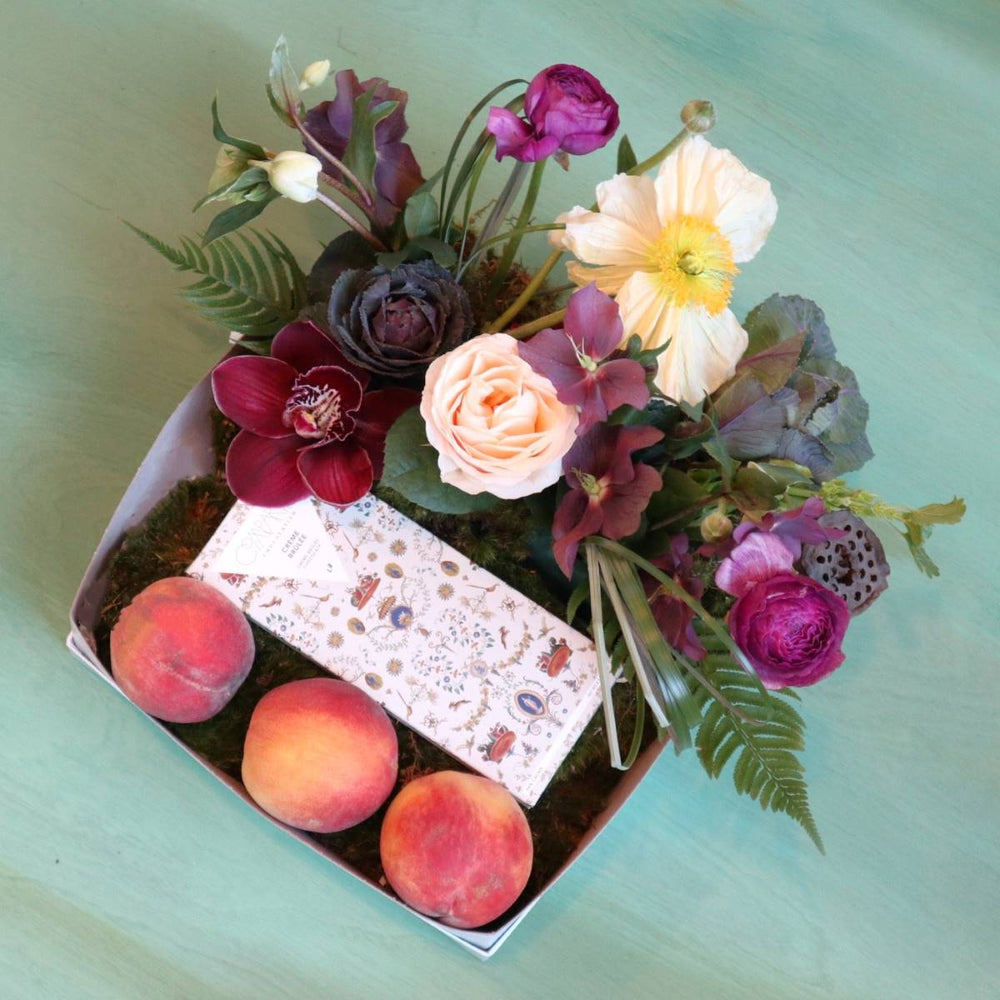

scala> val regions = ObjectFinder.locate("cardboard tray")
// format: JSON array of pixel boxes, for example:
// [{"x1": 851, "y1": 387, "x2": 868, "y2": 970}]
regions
[{"x1": 67, "y1": 355, "x2": 665, "y2": 959}]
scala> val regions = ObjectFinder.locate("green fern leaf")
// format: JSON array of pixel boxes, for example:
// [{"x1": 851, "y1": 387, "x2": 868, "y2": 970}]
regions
[
  {"x1": 125, "y1": 223, "x2": 307, "y2": 341},
  {"x1": 693, "y1": 631, "x2": 824, "y2": 853}
]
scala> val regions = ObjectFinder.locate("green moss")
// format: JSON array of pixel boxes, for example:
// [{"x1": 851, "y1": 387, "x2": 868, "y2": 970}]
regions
[{"x1": 95, "y1": 415, "x2": 657, "y2": 927}]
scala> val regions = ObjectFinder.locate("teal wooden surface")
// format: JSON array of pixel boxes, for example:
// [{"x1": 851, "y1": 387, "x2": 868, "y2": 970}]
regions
[{"x1": 2, "y1": 1, "x2": 997, "y2": 996}]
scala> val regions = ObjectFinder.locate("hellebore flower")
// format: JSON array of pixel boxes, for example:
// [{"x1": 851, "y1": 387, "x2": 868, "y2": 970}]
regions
[
  {"x1": 729, "y1": 572, "x2": 850, "y2": 689},
  {"x1": 304, "y1": 70, "x2": 424, "y2": 226},
  {"x1": 551, "y1": 424, "x2": 663, "y2": 577},
  {"x1": 328, "y1": 260, "x2": 473, "y2": 379},
  {"x1": 551, "y1": 136, "x2": 778, "y2": 404},
  {"x1": 488, "y1": 64, "x2": 619, "y2": 163},
  {"x1": 518, "y1": 283, "x2": 649, "y2": 433},
  {"x1": 643, "y1": 534, "x2": 707, "y2": 661},
  {"x1": 212, "y1": 321, "x2": 418, "y2": 507},
  {"x1": 256, "y1": 150, "x2": 322, "y2": 203}
]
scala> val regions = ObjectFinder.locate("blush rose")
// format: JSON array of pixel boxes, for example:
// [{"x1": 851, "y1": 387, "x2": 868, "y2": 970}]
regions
[{"x1": 420, "y1": 334, "x2": 578, "y2": 500}]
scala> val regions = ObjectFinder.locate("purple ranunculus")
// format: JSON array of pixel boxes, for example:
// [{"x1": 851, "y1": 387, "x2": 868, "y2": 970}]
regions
[
  {"x1": 733, "y1": 497, "x2": 846, "y2": 560},
  {"x1": 212, "y1": 321, "x2": 417, "y2": 508},
  {"x1": 487, "y1": 64, "x2": 619, "y2": 163},
  {"x1": 304, "y1": 71, "x2": 424, "y2": 227},
  {"x1": 518, "y1": 283, "x2": 648, "y2": 433},
  {"x1": 729, "y1": 572, "x2": 850, "y2": 689}
]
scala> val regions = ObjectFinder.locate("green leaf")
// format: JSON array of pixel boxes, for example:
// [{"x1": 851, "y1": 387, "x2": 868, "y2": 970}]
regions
[
  {"x1": 439, "y1": 79, "x2": 526, "y2": 233},
  {"x1": 404, "y1": 189, "x2": 438, "y2": 238},
  {"x1": 616, "y1": 133, "x2": 638, "y2": 173},
  {"x1": 193, "y1": 166, "x2": 270, "y2": 212},
  {"x1": 268, "y1": 34, "x2": 304, "y2": 126},
  {"x1": 411, "y1": 236, "x2": 457, "y2": 267},
  {"x1": 381, "y1": 408, "x2": 499, "y2": 514},
  {"x1": 645, "y1": 468, "x2": 709, "y2": 522},
  {"x1": 909, "y1": 496, "x2": 966, "y2": 526},
  {"x1": 125, "y1": 223, "x2": 307, "y2": 339},
  {"x1": 341, "y1": 90, "x2": 399, "y2": 204},
  {"x1": 210, "y1": 97, "x2": 267, "y2": 160},
  {"x1": 202, "y1": 194, "x2": 278, "y2": 246},
  {"x1": 693, "y1": 630, "x2": 824, "y2": 853}
]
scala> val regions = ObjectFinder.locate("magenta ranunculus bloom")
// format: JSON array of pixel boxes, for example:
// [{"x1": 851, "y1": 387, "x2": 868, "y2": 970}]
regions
[
  {"x1": 518, "y1": 283, "x2": 648, "y2": 433},
  {"x1": 487, "y1": 64, "x2": 619, "y2": 163},
  {"x1": 304, "y1": 71, "x2": 424, "y2": 227},
  {"x1": 212, "y1": 321, "x2": 418, "y2": 508},
  {"x1": 729, "y1": 572, "x2": 851, "y2": 689}
]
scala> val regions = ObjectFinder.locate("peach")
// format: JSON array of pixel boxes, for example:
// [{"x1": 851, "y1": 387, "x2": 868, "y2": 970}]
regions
[
  {"x1": 111, "y1": 576, "x2": 254, "y2": 723},
  {"x1": 379, "y1": 771, "x2": 533, "y2": 928},
  {"x1": 241, "y1": 678, "x2": 398, "y2": 833}
]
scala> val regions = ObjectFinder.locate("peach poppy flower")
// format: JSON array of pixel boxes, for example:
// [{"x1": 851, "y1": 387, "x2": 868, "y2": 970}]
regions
[{"x1": 551, "y1": 135, "x2": 778, "y2": 404}]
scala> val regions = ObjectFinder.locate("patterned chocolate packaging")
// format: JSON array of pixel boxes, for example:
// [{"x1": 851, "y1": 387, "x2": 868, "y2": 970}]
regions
[{"x1": 188, "y1": 496, "x2": 603, "y2": 806}]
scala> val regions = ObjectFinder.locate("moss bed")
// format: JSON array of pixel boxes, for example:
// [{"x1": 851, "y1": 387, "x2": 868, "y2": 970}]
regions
[{"x1": 94, "y1": 268, "x2": 658, "y2": 929}]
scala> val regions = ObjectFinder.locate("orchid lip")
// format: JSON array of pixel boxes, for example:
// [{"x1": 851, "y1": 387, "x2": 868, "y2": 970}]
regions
[{"x1": 283, "y1": 376, "x2": 356, "y2": 442}]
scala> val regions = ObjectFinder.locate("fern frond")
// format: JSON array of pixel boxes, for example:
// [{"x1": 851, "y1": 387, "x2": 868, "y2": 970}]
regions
[
  {"x1": 125, "y1": 223, "x2": 308, "y2": 340},
  {"x1": 694, "y1": 631, "x2": 824, "y2": 853}
]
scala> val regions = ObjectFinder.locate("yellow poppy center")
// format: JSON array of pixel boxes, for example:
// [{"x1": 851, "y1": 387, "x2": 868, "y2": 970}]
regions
[{"x1": 649, "y1": 215, "x2": 737, "y2": 315}]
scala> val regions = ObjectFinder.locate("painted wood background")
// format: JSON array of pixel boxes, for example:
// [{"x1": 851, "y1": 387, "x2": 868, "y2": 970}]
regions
[{"x1": 1, "y1": 1, "x2": 996, "y2": 996}]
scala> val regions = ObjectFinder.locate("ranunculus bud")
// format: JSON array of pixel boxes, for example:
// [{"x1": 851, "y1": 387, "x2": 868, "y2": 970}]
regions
[
  {"x1": 700, "y1": 507, "x2": 733, "y2": 543},
  {"x1": 327, "y1": 261, "x2": 474, "y2": 379},
  {"x1": 259, "y1": 151, "x2": 322, "y2": 203},
  {"x1": 299, "y1": 59, "x2": 331, "y2": 91},
  {"x1": 487, "y1": 64, "x2": 619, "y2": 163},
  {"x1": 729, "y1": 572, "x2": 850, "y2": 689}
]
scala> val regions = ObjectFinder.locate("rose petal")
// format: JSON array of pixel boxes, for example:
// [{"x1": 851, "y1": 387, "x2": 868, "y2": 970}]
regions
[
  {"x1": 353, "y1": 389, "x2": 421, "y2": 480},
  {"x1": 297, "y1": 439, "x2": 373, "y2": 507},
  {"x1": 225, "y1": 431, "x2": 310, "y2": 507},
  {"x1": 212, "y1": 356, "x2": 298, "y2": 438},
  {"x1": 271, "y1": 321, "x2": 368, "y2": 386}
]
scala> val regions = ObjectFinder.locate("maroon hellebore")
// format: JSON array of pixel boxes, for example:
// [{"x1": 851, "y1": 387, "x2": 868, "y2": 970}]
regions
[
  {"x1": 552, "y1": 424, "x2": 663, "y2": 577},
  {"x1": 212, "y1": 321, "x2": 418, "y2": 508},
  {"x1": 487, "y1": 64, "x2": 619, "y2": 163},
  {"x1": 304, "y1": 70, "x2": 424, "y2": 227},
  {"x1": 518, "y1": 283, "x2": 649, "y2": 433},
  {"x1": 729, "y1": 572, "x2": 850, "y2": 689},
  {"x1": 644, "y1": 534, "x2": 707, "y2": 661}
]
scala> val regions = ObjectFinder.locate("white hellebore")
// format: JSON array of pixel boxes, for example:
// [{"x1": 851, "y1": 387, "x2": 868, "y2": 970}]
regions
[
  {"x1": 259, "y1": 151, "x2": 322, "y2": 203},
  {"x1": 552, "y1": 135, "x2": 778, "y2": 404},
  {"x1": 299, "y1": 59, "x2": 331, "y2": 91}
]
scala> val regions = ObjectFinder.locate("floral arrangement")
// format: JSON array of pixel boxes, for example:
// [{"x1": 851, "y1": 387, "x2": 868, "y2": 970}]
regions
[{"x1": 131, "y1": 37, "x2": 964, "y2": 850}]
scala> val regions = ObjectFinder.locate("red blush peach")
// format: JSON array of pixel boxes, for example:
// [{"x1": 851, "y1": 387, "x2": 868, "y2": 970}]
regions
[
  {"x1": 241, "y1": 678, "x2": 398, "y2": 833},
  {"x1": 379, "y1": 771, "x2": 533, "y2": 929},
  {"x1": 110, "y1": 576, "x2": 254, "y2": 723}
]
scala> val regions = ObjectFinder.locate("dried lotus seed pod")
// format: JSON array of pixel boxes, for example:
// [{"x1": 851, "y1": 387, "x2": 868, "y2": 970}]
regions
[{"x1": 799, "y1": 511, "x2": 889, "y2": 614}]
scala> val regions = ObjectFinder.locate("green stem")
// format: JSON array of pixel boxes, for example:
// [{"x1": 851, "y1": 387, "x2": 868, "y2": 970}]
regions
[
  {"x1": 503, "y1": 306, "x2": 566, "y2": 340},
  {"x1": 585, "y1": 543, "x2": 623, "y2": 769},
  {"x1": 485, "y1": 158, "x2": 547, "y2": 303},
  {"x1": 313, "y1": 191, "x2": 386, "y2": 251},
  {"x1": 455, "y1": 141, "x2": 493, "y2": 274},
  {"x1": 486, "y1": 247, "x2": 563, "y2": 332},
  {"x1": 457, "y1": 224, "x2": 565, "y2": 280}
]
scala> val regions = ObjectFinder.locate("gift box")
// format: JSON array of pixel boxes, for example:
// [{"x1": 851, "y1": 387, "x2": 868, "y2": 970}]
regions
[{"x1": 67, "y1": 354, "x2": 665, "y2": 959}]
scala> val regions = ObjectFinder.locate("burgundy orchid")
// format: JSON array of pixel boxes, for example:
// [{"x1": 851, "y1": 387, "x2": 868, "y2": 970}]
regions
[
  {"x1": 518, "y1": 284, "x2": 649, "y2": 434},
  {"x1": 643, "y1": 534, "x2": 707, "y2": 661},
  {"x1": 212, "y1": 321, "x2": 418, "y2": 508},
  {"x1": 552, "y1": 424, "x2": 663, "y2": 577}
]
